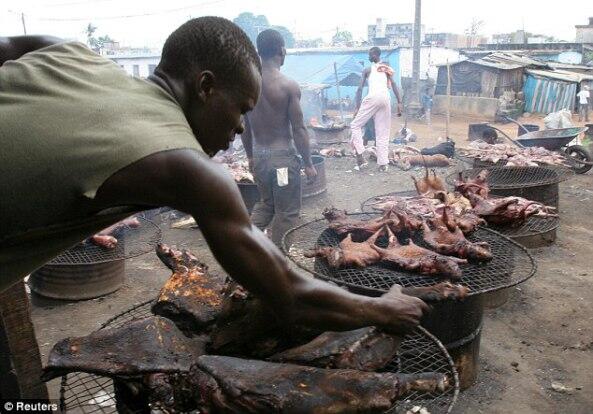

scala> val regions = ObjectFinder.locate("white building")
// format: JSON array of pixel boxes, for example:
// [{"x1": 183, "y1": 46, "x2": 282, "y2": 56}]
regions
[
  {"x1": 109, "y1": 53, "x2": 160, "y2": 78},
  {"x1": 575, "y1": 17, "x2": 593, "y2": 43},
  {"x1": 398, "y1": 46, "x2": 462, "y2": 80}
]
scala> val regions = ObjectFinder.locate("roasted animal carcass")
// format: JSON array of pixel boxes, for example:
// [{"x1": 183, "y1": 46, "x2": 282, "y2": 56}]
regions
[
  {"x1": 468, "y1": 193, "x2": 558, "y2": 227},
  {"x1": 322, "y1": 207, "x2": 396, "y2": 239},
  {"x1": 454, "y1": 170, "x2": 490, "y2": 198},
  {"x1": 401, "y1": 282, "x2": 469, "y2": 302},
  {"x1": 152, "y1": 245, "x2": 224, "y2": 335},
  {"x1": 421, "y1": 210, "x2": 492, "y2": 262},
  {"x1": 372, "y1": 226, "x2": 466, "y2": 280},
  {"x1": 269, "y1": 327, "x2": 401, "y2": 371},
  {"x1": 458, "y1": 142, "x2": 569, "y2": 167},
  {"x1": 42, "y1": 316, "x2": 207, "y2": 381},
  {"x1": 89, "y1": 216, "x2": 141, "y2": 249},
  {"x1": 305, "y1": 226, "x2": 384, "y2": 268},
  {"x1": 396, "y1": 154, "x2": 450, "y2": 171},
  {"x1": 192, "y1": 355, "x2": 449, "y2": 414},
  {"x1": 412, "y1": 168, "x2": 446, "y2": 197}
]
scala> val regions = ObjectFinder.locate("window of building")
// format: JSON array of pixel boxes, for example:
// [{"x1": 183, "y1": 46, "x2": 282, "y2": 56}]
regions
[
  {"x1": 132, "y1": 65, "x2": 140, "y2": 77},
  {"x1": 148, "y1": 64, "x2": 156, "y2": 75}
]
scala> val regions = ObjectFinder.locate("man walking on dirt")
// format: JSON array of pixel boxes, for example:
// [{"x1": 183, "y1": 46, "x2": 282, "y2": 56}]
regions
[
  {"x1": 242, "y1": 29, "x2": 317, "y2": 246},
  {"x1": 350, "y1": 47, "x2": 403, "y2": 172},
  {"x1": 577, "y1": 85, "x2": 590, "y2": 122}
]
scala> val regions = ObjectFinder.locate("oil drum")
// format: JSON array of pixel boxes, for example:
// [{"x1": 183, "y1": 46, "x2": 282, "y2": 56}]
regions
[
  {"x1": 421, "y1": 294, "x2": 484, "y2": 390},
  {"x1": 30, "y1": 259, "x2": 125, "y2": 300},
  {"x1": 302, "y1": 155, "x2": 327, "y2": 198}
]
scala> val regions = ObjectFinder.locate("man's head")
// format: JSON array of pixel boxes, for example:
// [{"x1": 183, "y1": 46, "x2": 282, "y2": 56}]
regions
[
  {"x1": 256, "y1": 29, "x2": 286, "y2": 64},
  {"x1": 158, "y1": 17, "x2": 262, "y2": 155},
  {"x1": 585, "y1": 85, "x2": 590, "y2": 91},
  {"x1": 369, "y1": 47, "x2": 381, "y2": 63}
]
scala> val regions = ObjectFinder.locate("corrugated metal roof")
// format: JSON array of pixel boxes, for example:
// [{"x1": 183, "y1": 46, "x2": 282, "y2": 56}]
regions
[
  {"x1": 437, "y1": 52, "x2": 549, "y2": 70},
  {"x1": 525, "y1": 69, "x2": 588, "y2": 83}
]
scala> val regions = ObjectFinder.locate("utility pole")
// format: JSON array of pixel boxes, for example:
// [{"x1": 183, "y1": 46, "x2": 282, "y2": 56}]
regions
[
  {"x1": 408, "y1": 0, "x2": 422, "y2": 116},
  {"x1": 21, "y1": 12, "x2": 27, "y2": 35}
]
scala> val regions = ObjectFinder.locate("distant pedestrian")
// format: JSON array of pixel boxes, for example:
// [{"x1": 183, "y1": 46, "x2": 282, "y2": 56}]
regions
[
  {"x1": 577, "y1": 85, "x2": 590, "y2": 122},
  {"x1": 421, "y1": 89, "x2": 433, "y2": 125},
  {"x1": 350, "y1": 47, "x2": 403, "y2": 172}
]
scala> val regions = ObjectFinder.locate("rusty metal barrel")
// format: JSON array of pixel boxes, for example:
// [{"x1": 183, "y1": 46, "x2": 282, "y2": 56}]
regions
[
  {"x1": 302, "y1": 155, "x2": 327, "y2": 198},
  {"x1": 30, "y1": 260, "x2": 125, "y2": 300}
]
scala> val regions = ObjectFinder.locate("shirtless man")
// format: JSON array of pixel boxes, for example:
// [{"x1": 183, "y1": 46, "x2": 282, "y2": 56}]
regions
[
  {"x1": 351, "y1": 47, "x2": 402, "y2": 172},
  {"x1": 1, "y1": 19, "x2": 427, "y2": 338},
  {"x1": 242, "y1": 29, "x2": 317, "y2": 246}
]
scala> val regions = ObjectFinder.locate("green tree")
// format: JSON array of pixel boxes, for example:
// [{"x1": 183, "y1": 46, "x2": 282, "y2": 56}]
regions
[
  {"x1": 233, "y1": 12, "x2": 295, "y2": 48},
  {"x1": 332, "y1": 30, "x2": 353, "y2": 46}
]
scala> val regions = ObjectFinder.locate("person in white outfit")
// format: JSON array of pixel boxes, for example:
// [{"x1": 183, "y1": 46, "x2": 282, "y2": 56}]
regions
[
  {"x1": 351, "y1": 47, "x2": 402, "y2": 172},
  {"x1": 577, "y1": 85, "x2": 590, "y2": 122}
]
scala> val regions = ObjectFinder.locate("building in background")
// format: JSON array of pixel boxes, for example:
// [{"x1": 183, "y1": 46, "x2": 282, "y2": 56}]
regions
[
  {"x1": 425, "y1": 32, "x2": 487, "y2": 49},
  {"x1": 367, "y1": 19, "x2": 425, "y2": 47},
  {"x1": 575, "y1": 17, "x2": 593, "y2": 43}
]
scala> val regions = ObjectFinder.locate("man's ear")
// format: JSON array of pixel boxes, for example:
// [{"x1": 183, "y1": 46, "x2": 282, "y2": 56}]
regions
[{"x1": 196, "y1": 70, "x2": 216, "y2": 102}]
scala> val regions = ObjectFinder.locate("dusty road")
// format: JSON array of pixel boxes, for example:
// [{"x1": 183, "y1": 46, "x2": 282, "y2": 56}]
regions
[{"x1": 31, "y1": 114, "x2": 593, "y2": 413}]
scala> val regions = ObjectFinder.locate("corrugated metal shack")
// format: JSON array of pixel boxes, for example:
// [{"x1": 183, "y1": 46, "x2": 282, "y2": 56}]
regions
[
  {"x1": 523, "y1": 69, "x2": 593, "y2": 113},
  {"x1": 435, "y1": 53, "x2": 547, "y2": 98}
]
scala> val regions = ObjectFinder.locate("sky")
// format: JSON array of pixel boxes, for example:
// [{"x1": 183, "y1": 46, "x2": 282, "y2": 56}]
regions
[{"x1": 2, "y1": 0, "x2": 592, "y2": 48}]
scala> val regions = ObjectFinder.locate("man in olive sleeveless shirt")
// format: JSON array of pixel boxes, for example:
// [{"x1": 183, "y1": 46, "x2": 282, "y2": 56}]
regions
[{"x1": 0, "y1": 18, "x2": 427, "y2": 335}]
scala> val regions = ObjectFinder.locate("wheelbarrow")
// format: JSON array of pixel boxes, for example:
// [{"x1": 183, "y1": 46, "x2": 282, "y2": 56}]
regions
[{"x1": 487, "y1": 117, "x2": 592, "y2": 174}]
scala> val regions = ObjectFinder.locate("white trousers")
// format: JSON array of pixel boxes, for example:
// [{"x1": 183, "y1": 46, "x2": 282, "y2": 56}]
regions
[{"x1": 350, "y1": 94, "x2": 391, "y2": 166}]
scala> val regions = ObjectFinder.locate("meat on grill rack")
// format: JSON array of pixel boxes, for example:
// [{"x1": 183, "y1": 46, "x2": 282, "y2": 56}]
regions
[{"x1": 45, "y1": 245, "x2": 457, "y2": 413}]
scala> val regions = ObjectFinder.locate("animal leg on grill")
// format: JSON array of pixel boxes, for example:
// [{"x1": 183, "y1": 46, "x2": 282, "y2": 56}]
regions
[
  {"x1": 401, "y1": 282, "x2": 470, "y2": 302},
  {"x1": 304, "y1": 226, "x2": 384, "y2": 268},
  {"x1": 322, "y1": 207, "x2": 394, "y2": 239},
  {"x1": 412, "y1": 166, "x2": 446, "y2": 197},
  {"x1": 191, "y1": 355, "x2": 450, "y2": 414},
  {"x1": 269, "y1": 327, "x2": 401, "y2": 371},
  {"x1": 454, "y1": 170, "x2": 490, "y2": 198},
  {"x1": 372, "y1": 226, "x2": 466, "y2": 280},
  {"x1": 152, "y1": 244, "x2": 224, "y2": 335},
  {"x1": 42, "y1": 316, "x2": 207, "y2": 381},
  {"x1": 422, "y1": 210, "x2": 492, "y2": 261}
]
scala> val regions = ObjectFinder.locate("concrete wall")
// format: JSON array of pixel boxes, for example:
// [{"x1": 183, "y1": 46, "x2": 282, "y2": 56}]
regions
[
  {"x1": 398, "y1": 47, "x2": 462, "y2": 80},
  {"x1": 110, "y1": 56, "x2": 160, "y2": 78},
  {"x1": 433, "y1": 95, "x2": 499, "y2": 120}
]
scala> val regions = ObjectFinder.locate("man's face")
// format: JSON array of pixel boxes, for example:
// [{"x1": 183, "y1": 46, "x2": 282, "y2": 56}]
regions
[
  {"x1": 188, "y1": 63, "x2": 261, "y2": 156},
  {"x1": 369, "y1": 51, "x2": 380, "y2": 63}
]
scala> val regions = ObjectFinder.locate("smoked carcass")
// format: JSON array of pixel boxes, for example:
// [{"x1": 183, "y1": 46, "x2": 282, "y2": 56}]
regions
[
  {"x1": 305, "y1": 227, "x2": 384, "y2": 268},
  {"x1": 191, "y1": 355, "x2": 449, "y2": 414},
  {"x1": 152, "y1": 244, "x2": 224, "y2": 335}
]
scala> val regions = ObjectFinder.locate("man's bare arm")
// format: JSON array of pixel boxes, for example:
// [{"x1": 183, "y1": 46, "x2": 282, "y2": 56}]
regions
[
  {"x1": 94, "y1": 149, "x2": 428, "y2": 333},
  {"x1": 287, "y1": 81, "x2": 313, "y2": 168},
  {"x1": 355, "y1": 68, "x2": 370, "y2": 109},
  {"x1": 0, "y1": 35, "x2": 63, "y2": 66},
  {"x1": 240, "y1": 115, "x2": 254, "y2": 160},
  {"x1": 389, "y1": 74, "x2": 403, "y2": 115}
]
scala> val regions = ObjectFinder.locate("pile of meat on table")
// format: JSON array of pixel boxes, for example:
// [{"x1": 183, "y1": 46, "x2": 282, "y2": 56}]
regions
[
  {"x1": 458, "y1": 142, "x2": 568, "y2": 167},
  {"x1": 43, "y1": 245, "x2": 464, "y2": 413},
  {"x1": 310, "y1": 168, "x2": 557, "y2": 279}
]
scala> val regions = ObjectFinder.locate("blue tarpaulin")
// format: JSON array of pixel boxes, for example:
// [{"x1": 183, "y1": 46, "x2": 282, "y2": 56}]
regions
[{"x1": 282, "y1": 49, "x2": 400, "y2": 100}]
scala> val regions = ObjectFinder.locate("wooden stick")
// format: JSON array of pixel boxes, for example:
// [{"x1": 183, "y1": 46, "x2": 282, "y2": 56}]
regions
[
  {"x1": 333, "y1": 62, "x2": 344, "y2": 122},
  {"x1": 446, "y1": 59, "x2": 451, "y2": 139}
]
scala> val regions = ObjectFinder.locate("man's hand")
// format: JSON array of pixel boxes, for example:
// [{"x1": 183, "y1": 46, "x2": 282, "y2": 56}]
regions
[
  {"x1": 396, "y1": 103, "x2": 403, "y2": 117},
  {"x1": 378, "y1": 284, "x2": 430, "y2": 334},
  {"x1": 304, "y1": 165, "x2": 317, "y2": 184}
]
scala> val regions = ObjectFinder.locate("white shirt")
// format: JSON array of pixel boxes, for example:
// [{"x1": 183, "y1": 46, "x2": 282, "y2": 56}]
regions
[
  {"x1": 577, "y1": 90, "x2": 590, "y2": 105},
  {"x1": 367, "y1": 63, "x2": 390, "y2": 98}
]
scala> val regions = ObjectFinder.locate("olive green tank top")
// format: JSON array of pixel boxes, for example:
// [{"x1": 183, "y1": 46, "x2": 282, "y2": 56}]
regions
[{"x1": 0, "y1": 42, "x2": 203, "y2": 290}]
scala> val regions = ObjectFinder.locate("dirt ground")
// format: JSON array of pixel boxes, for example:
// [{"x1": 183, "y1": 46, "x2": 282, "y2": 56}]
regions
[{"x1": 30, "y1": 113, "x2": 593, "y2": 413}]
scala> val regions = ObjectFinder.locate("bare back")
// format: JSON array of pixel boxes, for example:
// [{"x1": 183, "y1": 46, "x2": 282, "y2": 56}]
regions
[{"x1": 248, "y1": 67, "x2": 299, "y2": 149}]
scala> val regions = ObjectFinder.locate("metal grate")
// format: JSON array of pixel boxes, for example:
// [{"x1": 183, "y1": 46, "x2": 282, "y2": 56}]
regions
[
  {"x1": 60, "y1": 301, "x2": 459, "y2": 414},
  {"x1": 282, "y1": 213, "x2": 536, "y2": 297},
  {"x1": 48, "y1": 217, "x2": 161, "y2": 265},
  {"x1": 446, "y1": 166, "x2": 571, "y2": 189},
  {"x1": 361, "y1": 192, "x2": 559, "y2": 240}
]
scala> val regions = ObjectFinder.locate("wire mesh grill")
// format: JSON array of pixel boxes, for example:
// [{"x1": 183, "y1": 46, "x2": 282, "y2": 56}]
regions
[
  {"x1": 48, "y1": 217, "x2": 161, "y2": 265},
  {"x1": 60, "y1": 300, "x2": 459, "y2": 414},
  {"x1": 282, "y1": 213, "x2": 536, "y2": 297},
  {"x1": 446, "y1": 166, "x2": 572, "y2": 189},
  {"x1": 361, "y1": 192, "x2": 559, "y2": 239}
]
